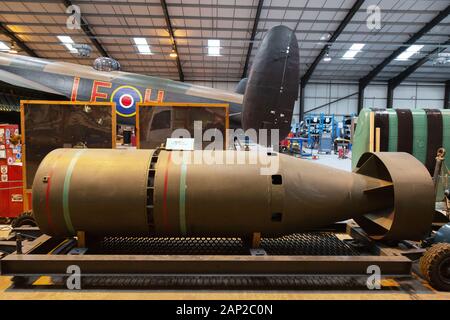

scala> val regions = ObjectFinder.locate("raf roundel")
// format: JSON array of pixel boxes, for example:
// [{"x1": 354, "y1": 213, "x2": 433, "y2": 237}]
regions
[{"x1": 110, "y1": 86, "x2": 143, "y2": 117}]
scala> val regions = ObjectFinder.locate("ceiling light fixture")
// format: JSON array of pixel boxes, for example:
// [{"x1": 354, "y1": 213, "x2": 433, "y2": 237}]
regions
[
  {"x1": 8, "y1": 42, "x2": 18, "y2": 54},
  {"x1": 57, "y1": 35, "x2": 78, "y2": 53},
  {"x1": 208, "y1": 39, "x2": 221, "y2": 56},
  {"x1": 133, "y1": 37, "x2": 152, "y2": 55},
  {"x1": 395, "y1": 45, "x2": 424, "y2": 61},
  {"x1": 169, "y1": 47, "x2": 177, "y2": 58},
  {"x1": 432, "y1": 52, "x2": 450, "y2": 65},
  {"x1": 320, "y1": 33, "x2": 332, "y2": 41},
  {"x1": 342, "y1": 43, "x2": 365, "y2": 60}
]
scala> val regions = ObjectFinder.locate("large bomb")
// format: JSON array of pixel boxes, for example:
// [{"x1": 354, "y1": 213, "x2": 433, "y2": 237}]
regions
[{"x1": 32, "y1": 149, "x2": 434, "y2": 241}]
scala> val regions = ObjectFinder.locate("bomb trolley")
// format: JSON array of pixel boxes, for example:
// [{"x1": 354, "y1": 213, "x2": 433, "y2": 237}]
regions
[{"x1": 0, "y1": 222, "x2": 430, "y2": 290}]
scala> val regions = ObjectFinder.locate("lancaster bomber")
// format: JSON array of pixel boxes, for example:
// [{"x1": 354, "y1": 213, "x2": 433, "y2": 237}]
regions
[{"x1": 0, "y1": 25, "x2": 299, "y2": 141}]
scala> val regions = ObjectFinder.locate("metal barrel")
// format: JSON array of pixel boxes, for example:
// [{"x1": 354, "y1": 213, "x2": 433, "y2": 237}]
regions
[
  {"x1": 32, "y1": 149, "x2": 434, "y2": 241},
  {"x1": 352, "y1": 108, "x2": 450, "y2": 175}
]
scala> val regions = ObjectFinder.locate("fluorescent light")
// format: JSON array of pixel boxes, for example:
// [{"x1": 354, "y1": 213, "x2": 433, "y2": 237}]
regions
[
  {"x1": 133, "y1": 37, "x2": 148, "y2": 45},
  {"x1": 169, "y1": 48, "x2": 177, "y2": 58},
  {"x1": 57, "y1": 35, "x2": 73, "y2": 43},
  {"x1": 208, "y1": 39, "x2": 221, "y2": 56},
  {"x1": 395, "y1": 45, "x2": 423, "y2": 61},
  {"x1": 133, "y1": 37, "x2": 152, "y2": 55},
  {"x1": 0, "y1": 41, "x2": 10, "y2": 51},
  {"x1": 57, "y1": 35, "x2": 78, "y2": 53},
  {"x1": 320, "y1": 33, "x2": 331, "y2": 41},
  {"x1": 342, "y1": 43, "x2": 365, "y2": 60}
]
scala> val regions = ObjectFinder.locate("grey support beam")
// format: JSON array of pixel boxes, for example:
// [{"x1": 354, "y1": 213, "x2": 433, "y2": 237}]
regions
[
  {"x1": 387, "y1": 82, "x2": 394, "y2": 109},
  {"x1": 6, "y1": 27, "x2": 449, "y2": 39},
  {"x1": 2, "y1": 1, "x2": 441, "y2": 15},
  {"x1": 160, "y1": 0, "x2": 184, "y2": 82},
  {"x1": 357, "y1": 82, "x2": 365, "y2": 113},
  {"x1": 62, "y1": 0, "x2": 109, "y2": 57},
  {"x1": 5, "y1": 18, "x2": 450, "y2": 28},
  {"x1": 445, "y1": 80, "x2": 450, "y2": 109},
  {"x1": 0, "y1": 22, "x2": 38, "y2": 57},
  {"x1": 305, "y1": 92, "x2": 358, "y2": 115},
  {"x1": 299, "y1": 80, "x2": 306, "y2": 121},
  {"x1": 241, "y1": 0, "x2": 264, "y2": 78},
  {"x1": 301, "y1": 0, "x2": 364, "y2": 85}
]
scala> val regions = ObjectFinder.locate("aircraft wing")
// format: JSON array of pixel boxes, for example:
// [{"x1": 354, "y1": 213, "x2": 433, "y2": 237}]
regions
[{"x1": 0, "y1": 68, "x2": 64, "y2": 96}]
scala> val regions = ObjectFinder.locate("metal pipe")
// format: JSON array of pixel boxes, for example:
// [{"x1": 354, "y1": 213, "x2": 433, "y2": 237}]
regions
[
  {"x1": 433, "y1": 148, "x2": 446, "y2": 194},
  {"x1": 15, "y1": 233, "x2": 22, "y2": 254}
]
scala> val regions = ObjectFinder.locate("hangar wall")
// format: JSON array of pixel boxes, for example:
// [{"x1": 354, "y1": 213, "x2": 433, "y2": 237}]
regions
[
  {"x1": 292, "y1": 81, "x2": 447, "y2": 123},
  {"x1": 189, "y1": 81, "x2": 447, "y2": 125}
]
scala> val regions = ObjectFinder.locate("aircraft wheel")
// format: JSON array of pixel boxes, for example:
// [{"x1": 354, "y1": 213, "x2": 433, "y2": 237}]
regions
[{"x1": 420, "y1": 243, "x2": 450, "y2": 291}]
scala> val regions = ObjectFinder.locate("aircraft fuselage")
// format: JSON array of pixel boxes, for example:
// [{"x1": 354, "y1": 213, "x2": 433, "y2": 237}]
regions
[{"x1": 0, "y1": 53, "x2": 243, "y2": 125}]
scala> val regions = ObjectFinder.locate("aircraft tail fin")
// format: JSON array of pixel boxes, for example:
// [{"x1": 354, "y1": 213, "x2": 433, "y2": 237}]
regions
[
  {"x1": 241, "y1": 25, "x2": 299, "y2": 143},
  {"x1": 235, "y1": 78, "x2": 248, "y2": 94}
]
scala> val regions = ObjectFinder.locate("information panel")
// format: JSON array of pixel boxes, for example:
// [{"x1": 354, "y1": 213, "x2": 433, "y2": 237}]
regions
[
  {"x1": 21, "y1": 101, "x2": 116, "y2": 189},
  {"x1": 137, "y1": 103, "x2": 229, "y2": 150}
]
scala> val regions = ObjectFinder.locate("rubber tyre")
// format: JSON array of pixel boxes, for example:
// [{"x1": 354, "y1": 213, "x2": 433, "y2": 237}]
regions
[
  {"x1": 11, "y1": 211, "x2": 37, "y2": 228},
  {"x1": 419, "y1": 243, "x2": 450, "y2": 291}
]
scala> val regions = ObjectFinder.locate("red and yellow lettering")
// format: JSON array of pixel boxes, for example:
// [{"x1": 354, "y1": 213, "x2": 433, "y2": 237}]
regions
[
  {"x1": 71, "y1": 77, "x2": 80, "y2": 101},
  {"x1": 144, "y1": 88, "x2": 152, "y2": 102},
  {"x1": 144, "y1": 88, "x2": 165, "y2": 103},
  {"x1": 90, "y1": 80, "x2": 112, "y2": 101},
  {"x1": 157, "y1": 90, "x2": 165, "y2": 102}
]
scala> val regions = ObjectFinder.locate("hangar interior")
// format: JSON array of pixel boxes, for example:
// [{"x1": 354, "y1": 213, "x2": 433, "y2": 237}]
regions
[{"x1": 0, "y1": 0, "x2": 450, "y2": 300}]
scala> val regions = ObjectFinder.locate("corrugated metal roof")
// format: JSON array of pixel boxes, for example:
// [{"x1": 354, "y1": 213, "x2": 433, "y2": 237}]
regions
[{"x1": 0, "y1": 0, "x2": 448, "y2": 82}]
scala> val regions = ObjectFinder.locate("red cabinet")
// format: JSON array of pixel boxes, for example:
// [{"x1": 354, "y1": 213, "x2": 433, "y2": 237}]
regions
[
  {"x1": 0, "y1": 124, "x2": 23, "y2": 218},
  {"x1": 0, "y1": 180, "x2": 23, "y2": 218}
]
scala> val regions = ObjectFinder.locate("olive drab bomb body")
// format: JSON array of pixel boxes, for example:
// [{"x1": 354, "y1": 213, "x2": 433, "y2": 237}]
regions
[{"x1": 32, "y1": 149, "x2": 434, "y2": 241}]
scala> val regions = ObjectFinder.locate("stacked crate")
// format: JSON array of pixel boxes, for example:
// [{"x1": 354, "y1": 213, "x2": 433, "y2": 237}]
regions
[{"x1": 0, "y1": 124, "x2": 23, "y2": 218}]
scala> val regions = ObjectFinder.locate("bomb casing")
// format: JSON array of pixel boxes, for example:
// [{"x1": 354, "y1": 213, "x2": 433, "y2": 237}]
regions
[{"x1": 32, "y1": 149, "x2": 434, "y2": 241}]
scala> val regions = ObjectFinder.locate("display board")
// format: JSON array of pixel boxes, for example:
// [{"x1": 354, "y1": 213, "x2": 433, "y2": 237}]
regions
[
  {"x1": 21, "y1": 101, "x2": 116, "y2": 191},
  {"x1": 136, "y1": 102, "x2": 229, "y2": 150}
]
